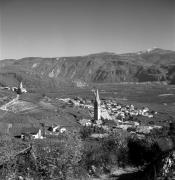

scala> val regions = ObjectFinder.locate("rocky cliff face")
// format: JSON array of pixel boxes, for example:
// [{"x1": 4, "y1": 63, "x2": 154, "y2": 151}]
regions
[{"x1": 0, "y1": 48, "x2": 175, "y2": 89}]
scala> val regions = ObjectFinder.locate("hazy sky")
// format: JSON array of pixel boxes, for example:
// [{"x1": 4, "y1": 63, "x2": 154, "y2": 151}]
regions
[{"x1": 0, "y1": 0, "x2": 175, "y2": 59}]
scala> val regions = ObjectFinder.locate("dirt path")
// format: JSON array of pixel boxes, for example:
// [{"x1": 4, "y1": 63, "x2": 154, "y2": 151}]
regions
[{"x1": 0, "y1": 95, "x2": 19, "y2": 111}]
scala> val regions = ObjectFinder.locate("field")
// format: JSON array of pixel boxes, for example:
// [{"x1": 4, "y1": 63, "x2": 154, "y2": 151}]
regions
[{"x1": 0, "y1": 83, "x2": 174, "y2": 128}]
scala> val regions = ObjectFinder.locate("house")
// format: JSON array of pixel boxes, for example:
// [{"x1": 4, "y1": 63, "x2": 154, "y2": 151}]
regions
[
  {"x1": 60, "y1": 127, "x2": 67, "y2": 133},
  {"x1": 6, "y1": 123, "x2": 45, "y2": 140},
  {"x1": 47, "y1": 124, "x2": 67, "y2": 134},
  {"x1": 32, "y1": 129, "x2": 44, "y2": 139},
  {"x1": 79, "y1": 119, "x2": 92, "y2": 126},
  {"x1": 16, "y1": 127, "x2": 44, "y2": 140},
  {"x1": 48, "y1": 124, "x2": 59, "y2": 132}
]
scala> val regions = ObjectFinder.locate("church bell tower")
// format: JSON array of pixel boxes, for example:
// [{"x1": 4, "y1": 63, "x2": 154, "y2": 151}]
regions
[{"x1": 94, "y1": 89, "x2": 101, "y2": 121}]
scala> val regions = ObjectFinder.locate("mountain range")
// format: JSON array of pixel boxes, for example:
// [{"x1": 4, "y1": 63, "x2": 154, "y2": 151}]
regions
[{"x1": 0, "y1": 48, "x2": 175, "y2": 90}]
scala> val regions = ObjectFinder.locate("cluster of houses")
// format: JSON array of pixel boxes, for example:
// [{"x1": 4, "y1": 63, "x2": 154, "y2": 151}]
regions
[
  {"x1": 0, "y1": 122, "x2": 67, "y2": 141},
  {"x1": 59, "y1": 90, "x2": 156, "y2": 122},
  {"x1": 1, "y1": 82, "x2": 27, "y2": 94},
  {"x1": 102, "y1": 100, "x2": 156, "y2": 119},
  {"x1": 59, "y1": 89, "x2": 163, "y2": 136}
]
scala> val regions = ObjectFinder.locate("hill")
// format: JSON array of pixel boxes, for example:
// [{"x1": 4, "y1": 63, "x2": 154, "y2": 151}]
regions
[{"x1": 0, "y1": 48, "x2": 175, "y2": 90}]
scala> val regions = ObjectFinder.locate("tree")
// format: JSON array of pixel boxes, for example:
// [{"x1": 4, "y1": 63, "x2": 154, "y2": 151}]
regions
[
  {"x1": 0, "y1": 135, "x2": 28, "y2": 179},
  {"x1": 33, "y1": 131, "x2": 83, "y2": 180}
]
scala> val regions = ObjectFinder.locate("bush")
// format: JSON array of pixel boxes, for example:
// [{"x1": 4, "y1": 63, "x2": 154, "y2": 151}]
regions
[
  {"x1": 79, "y1": 125, "x2": 106, "y2": 139},
  {"x1": 0, "y1": 135, "x2": 28, "y2": 179},
  {"x1": 81, "y1": 130, "x2": 129, "y2": 175},
  {"x1": 33, "y1": 131, "x2": 83, "y2": 180},
  {"x1": 128, "y1": 136, "x2": 160, "y2": 167}
]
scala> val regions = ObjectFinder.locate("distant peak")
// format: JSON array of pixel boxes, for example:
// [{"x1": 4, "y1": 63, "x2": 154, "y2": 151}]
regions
[
  {"x1": 146, "y1": 47, "x2": 158, "y2": 52},
  {"x1": 88, "y1": 52, "x2": 116, "y2": 56},
  {"x1": 137, "y1": 47, "x2": 166, "y2": 55}
]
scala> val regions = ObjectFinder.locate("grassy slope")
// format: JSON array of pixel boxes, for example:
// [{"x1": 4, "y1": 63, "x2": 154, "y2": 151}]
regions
[{"x1": 0, "y1": 83, "x2": 174, "y2": 131}]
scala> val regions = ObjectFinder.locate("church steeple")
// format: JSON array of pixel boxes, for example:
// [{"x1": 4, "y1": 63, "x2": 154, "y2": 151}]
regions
[
  {"x1": 16, "y1": 81, "x2": 27, "y2": 94},
  {"x1": 95, "y1": 89, "x2": 100, "y2": 103},
  {"x1": 94, "y1": 89, "x2": 101, "y2": 121},
  {"x1": 19, "y1": 82, "x2": 23, "y2": 89}
]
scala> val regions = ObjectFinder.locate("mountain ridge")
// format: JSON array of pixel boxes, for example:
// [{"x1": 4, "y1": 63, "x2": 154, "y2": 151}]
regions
[
  {"x1": 1, "y1": 48, "x2": 175, "y2": 61},
  {"x1": 0, "y1": 48, "x2": 175, "y2": 89}
]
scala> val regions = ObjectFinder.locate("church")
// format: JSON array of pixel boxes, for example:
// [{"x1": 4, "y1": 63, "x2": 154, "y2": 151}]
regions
[{"x1": 94, "y1": 89, "x2": 101, "y2": 123}]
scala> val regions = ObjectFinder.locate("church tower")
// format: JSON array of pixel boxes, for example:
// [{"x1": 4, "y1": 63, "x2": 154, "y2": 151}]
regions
[
  {"x1": 19, "y1": 82, "x2": 23, "y2": 89},
  {"x1": 16, "y1": 82, "x2": 23, "y2": 95},
  {"x1": 94, "y1": 89, "x2": 101, "y2": 121},
  {"x1": 16, "y1": 81, "x2": 27, "y2": 94}
]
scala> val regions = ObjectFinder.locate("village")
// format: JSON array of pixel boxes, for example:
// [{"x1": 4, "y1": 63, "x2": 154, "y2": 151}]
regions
[
  {"x1": 0, "y1": 82, "x2": 172, "y2": 142},
  {"x1": 0, "y1": 82, "x2": 169, "y2": 141},
  {"x1": 59, "y1": 89, "x2": 163, "y2": 137}
]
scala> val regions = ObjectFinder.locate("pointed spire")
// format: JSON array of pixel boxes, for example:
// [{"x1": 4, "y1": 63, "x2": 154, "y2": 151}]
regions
[
  {"x1": 96, "y1": 89, "x2": 100, "y2": 103},
  {"x1": 19, "y1": 82, "x2": 23, "y2": 89},
  {"x1": 94, "y1": 89, "x2": 101, "y2": 121}
]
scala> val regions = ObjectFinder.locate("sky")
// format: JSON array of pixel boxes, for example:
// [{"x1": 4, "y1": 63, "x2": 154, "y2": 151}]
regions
[{"x1": 0, "y1": 0, "x2": 175, "y2": 59}]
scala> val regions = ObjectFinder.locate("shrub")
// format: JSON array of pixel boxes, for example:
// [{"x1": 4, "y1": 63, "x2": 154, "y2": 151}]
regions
[
  {"x1": 79, "y1": 125, "x2": 106, "y2": 139},
  {"x1": 0, "y1": 135, "x2": 28, "y2": 179},
  {"x1": 128, "y1": 136, "x2": 160, "y2": 167},
  {"x1": 81, "y1": 130, "x2": 129, "y2": 175},
  {"x1": 33, "y1": 131, "x2": 83, "y2": 180}
]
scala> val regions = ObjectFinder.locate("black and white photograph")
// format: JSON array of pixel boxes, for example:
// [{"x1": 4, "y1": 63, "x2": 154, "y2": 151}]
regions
[{"x1": 0, "y1": 0, "x2": 175, "y2": 179}]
